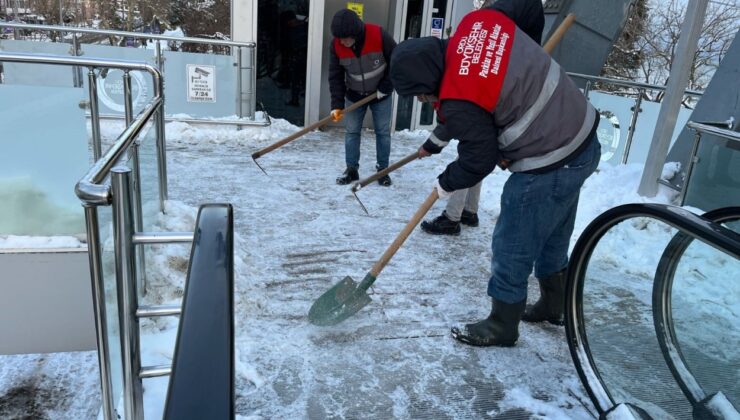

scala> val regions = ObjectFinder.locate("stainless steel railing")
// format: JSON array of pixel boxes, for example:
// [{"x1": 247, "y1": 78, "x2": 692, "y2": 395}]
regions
[
  {"x1": 0, "y1": 22, "x2": 265, "y2": 123},
  {"x1": 680, "y1": 121, "x2": 740, "y2": 205},
  {"x1": 568, "y1": 72, "x2": 704, "y2": 165}
]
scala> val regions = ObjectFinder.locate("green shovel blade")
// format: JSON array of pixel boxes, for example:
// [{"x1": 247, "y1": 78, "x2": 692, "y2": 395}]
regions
[{"x1": 308, "y1": 273, "x2": 375, "y2": 326}]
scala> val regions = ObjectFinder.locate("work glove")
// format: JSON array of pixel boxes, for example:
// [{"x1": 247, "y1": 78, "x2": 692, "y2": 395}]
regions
[
  {"x1": 418, "y1": 145, "x2": 432, "y2": 158},
  {"x1": 376, "y1": 91, "x2": 389, "y2": 100},
  {"x1": 330, "y1": 109, "x2": 343, "y2": 122},
  {"x1": 433, "y1": 179, "x2": 453, "y2": 200}
]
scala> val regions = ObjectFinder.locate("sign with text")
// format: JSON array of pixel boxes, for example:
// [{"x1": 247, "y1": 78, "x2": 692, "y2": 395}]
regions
[
  {"x1": 347, "y1": 2, "x2": 364, "y2": 20},
  {"x1": 187, "y1": 64, "x2": 216, "y2": 103},
  {"x1": 431, "y1": 17, "x2": 444, "y2": 39}
]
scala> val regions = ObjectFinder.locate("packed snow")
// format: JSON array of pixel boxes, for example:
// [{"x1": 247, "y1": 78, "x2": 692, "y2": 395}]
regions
[{"x1": 1, "y1": 116, "x2": 737, "y2": 419}]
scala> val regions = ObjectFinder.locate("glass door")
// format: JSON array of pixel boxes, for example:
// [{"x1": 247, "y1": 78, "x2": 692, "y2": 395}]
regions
[{"x1": 394, "y1": 0, "x2": 450, "y2": 131}]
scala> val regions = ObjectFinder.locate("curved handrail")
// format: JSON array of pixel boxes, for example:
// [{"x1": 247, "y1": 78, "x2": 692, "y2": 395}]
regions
[
  {"x1": 652, "y1": 207, "x2": 740, "y2": 406},
  {"x1": 565, "y1": 203, "x2": 740, "y2": 415},
  {"x1": 0, "y1": 22, "x2": 256, "y2": 49}
]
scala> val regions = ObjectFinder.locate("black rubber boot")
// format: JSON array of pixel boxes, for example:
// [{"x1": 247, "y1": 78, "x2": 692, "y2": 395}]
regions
[
  {"x1": 376, "y1": 165, "x2": 392, "y2": 186},
  {"x1": 336, "y1": 167, "x2": 359, "y2": 185},
  {"x1": 451, "y1": 298, "x2": 526, "y2": 347},
  {"x1": 522, "y1": 269, "x2": 567, "y2": 325},
  {"x1": 460, "y1": 210, "x2": 479, "y2": 227},
  {"x1": 420, "y1": 211, "x2": 461, "y2": 235}
]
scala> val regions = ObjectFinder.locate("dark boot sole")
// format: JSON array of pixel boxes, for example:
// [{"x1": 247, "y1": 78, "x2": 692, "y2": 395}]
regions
[
  {"x1": 460, "y1": 220, "x2": 479, "y2": 227},
  {"x1": 450, "y1": 327, "x2": 517, "y2": 347},
  {"x1": 521, "y1": 316, "x2": 564, "y2": 326},
  {"x1": 420, "y1": 225, "x2": 461, "y2": 236}
]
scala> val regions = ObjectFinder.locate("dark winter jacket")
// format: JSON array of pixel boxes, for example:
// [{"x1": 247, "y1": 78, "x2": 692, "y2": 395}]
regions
[
  {"x1": 390, "y1": 1, "x2": 596, "y2": 192},
  {"x1": 487, "y1": 0, "x2": 544, "y2": 44},
  {"x1": 329, "y1": 10, "x2": 397, "y2": 109}
]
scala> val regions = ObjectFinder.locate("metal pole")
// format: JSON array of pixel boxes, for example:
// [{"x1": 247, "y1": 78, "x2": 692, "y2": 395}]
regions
[
  {"x1": 153, "y1": 72, "x2": 168, "y2": 210},
  {"x1": 236, "y1": 46, "x2": 243, "y2": 123},
  {"x1": 83, "y1": 204, "x2": 117, "y2": 420},
  {"x1": 88, "y1": 67, "x2": 102, "y2": 160},
  {"x1": 71, "y1": 35, "x2": 82, "y2": 87},
  {"x1": 622, "y1": 88, "x2": 645, "y2": 164},
  {"x1": 124, "y1": 71, "x2": 147, "y2": 297},
  {"x1": 638, "y1": 0, "x2": 708, "y2": 196},
  {"x1": 679, "y1": 131, "x2": 702, "y2": 206},
  {"x1": 155, "y1": 41, "x2": 163, "y2": 72},
  {"x1": 248, "y1": 46, "x2": 256, "y2": 120},
  {"x1": 111, "y1": 167, "x2": 144, "y2": 420},
  {"x1": 583, "y1": 80, "x2": 592, "y2": 100}
]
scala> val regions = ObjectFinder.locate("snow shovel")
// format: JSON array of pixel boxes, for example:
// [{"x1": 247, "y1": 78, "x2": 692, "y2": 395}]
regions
[
  {"x1": 350, "y1": 150, "x2": 422, "y2": 215},
  {"x1": 308, "y1": 189, "x2": 439, "y2": 326},
  {"x1": 251, "y1": 92, "x2": 380, "y2": 173}
]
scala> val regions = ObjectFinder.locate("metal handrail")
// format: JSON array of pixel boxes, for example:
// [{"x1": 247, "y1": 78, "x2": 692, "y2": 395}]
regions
[
  {"x1": 0, "y1": 22, "x2": 256, "y2": 49},
  {"x1": 652, "y1": 207, "x2": 740, "y2": 408},
  {"x1": 565, "y1": 203, "x2": 740, "y2": 416},
  {"x1": 568, "y1": 72, "x2": 705, "y2": 97},
  {"x1": 687, "y1": 121, "x2": 740, "y2": 142}
]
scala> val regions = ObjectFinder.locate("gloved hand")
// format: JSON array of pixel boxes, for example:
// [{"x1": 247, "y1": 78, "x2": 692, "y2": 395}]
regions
[
  {"x1": 418, "y1": 145, "x2": 432, "y2": 158},
  {"x1": 330, "y1": 109, "x2": 343, "y2": 122},
  {"x1": 433, "y1": 179, "x2": 453, "y2": 200},
  {"x1": 376, "y1": 91, "x2": 389, "y2": 100}
]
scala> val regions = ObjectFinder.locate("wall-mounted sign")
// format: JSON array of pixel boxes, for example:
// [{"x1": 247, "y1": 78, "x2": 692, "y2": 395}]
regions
[
  {"x1": 347, "y1": 2, "x2": 364, "y2": 20},
  {"x1": 187, "y1": 64, "x2": 216, "y2": 103},
  {"x1": 431, "y1": 17, "x2": 444, "y2": 39}
]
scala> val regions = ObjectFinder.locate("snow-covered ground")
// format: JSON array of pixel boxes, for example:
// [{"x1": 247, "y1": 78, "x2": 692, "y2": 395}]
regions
[{"x1": 1, "y1": 117, "x2": 737, "y2": 419}]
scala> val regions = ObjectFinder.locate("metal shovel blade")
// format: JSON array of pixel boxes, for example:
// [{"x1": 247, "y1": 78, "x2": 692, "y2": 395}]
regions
[{"x1": 308, "y1": 274, "x2": 373, "y2": 326}]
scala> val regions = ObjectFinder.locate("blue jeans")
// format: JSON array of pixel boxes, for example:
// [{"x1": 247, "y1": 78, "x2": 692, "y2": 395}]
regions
[
  {"x1": 488, "y1": 135, "x2": 601, "y2": 304},
  {"x1": 343, "y1": 96, "x2": 392, "y2": 169}
]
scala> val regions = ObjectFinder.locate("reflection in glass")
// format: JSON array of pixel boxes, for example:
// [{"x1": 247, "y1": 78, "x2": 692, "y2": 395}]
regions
[
  {"x1": 670, "y1": 221, "x2": 740, "y2": 410},
  {"x1": 582, "y1": 217, "x2": 692, "y2": 418},
  {"x1": 597, "y1": 110, "x2": 621, "y2": 162},
  {"x1": 0, "y1": 84, "x2": 88, "y2": 236}
]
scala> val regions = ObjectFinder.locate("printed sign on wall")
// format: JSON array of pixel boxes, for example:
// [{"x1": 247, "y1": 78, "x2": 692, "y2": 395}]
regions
[
  {"x1": 347, "y1": 2, "x2": 364, "y2": 20},
  {"x1": 187, "y1": 64, "x2": 216, "y2": 103},
  {"x1": 431, "y1": 17, "x2": 444, "y2": 38}
]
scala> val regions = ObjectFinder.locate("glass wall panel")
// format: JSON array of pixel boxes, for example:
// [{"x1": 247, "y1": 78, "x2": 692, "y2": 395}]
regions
[
  {"x1": 581, "y1": 217, "x2": 692, "y2": 418},
  {"x1": 135, "y1": 124, "x2": 162, "y2": 230},
  {"x1": 670, "y1": 222, "x2": 740, "y2": 410},
  {"x1": 96, "y1": 204, "x2": 125, "y2": 418},
  {"x1": 684, "y1": 135, "x2": 740, "y2": 211},
  {"x1": 80, "y1": 44, "x2": 155, "y2": 116},
  {"x1": 257, "y1": 1, "x2": 309, "y2": 126},
  {"x1": 162, "y1": 50, "x2": 238, "y2": 118},
  {"x1": 589, "y1": 91, "x2": 693, "y2": 166},
  {"x1": 0, "y1": 84, "x2": 87, "y2": 236},
  {"x1": 0, "y1": 39, "x2": 75, "y2": 86}
]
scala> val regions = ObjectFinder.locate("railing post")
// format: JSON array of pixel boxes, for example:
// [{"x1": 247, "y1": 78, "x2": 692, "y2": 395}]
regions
[
  {"x1": 111, "y1": 167, "x2": 145, "y2": 420},
  {"x1": 679, "y1": 131, "x2": 702, "y2": 206},
  {"x1": 124, "y1": 70, "x2": 148, "y2": 296},
  {"x1": 155, "y1": 41, "x2": 164, "y2": 72},
  {"x1": 236, "y1": 46, "x2": 243, "y2": 126},
  {"x1": 583, "y1": 80, "x2": 592, "y2": 100},
  {"x1": 83, "y1": 204, "x2": 117, "y2": 420},
  {"x1": 622, "y1": 88, "x2": 645, "y2": 164},
  {"x1": 71, "y1": 34, "x2": 82, "y2": 87},
  {"x1": 248, "y1": 46, "x2": 256, "y2": 120},
  {"x1": 88, "y1": 67, "x2": 102, "y2": 160},
  {"x1": 153, "y1": 71, "x2": 168, "y2": 210}
]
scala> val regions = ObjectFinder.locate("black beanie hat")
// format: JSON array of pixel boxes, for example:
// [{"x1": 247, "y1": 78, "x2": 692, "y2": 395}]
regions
[{"x1": 331, "y1": 9, "x2": 364, "y2": 38}]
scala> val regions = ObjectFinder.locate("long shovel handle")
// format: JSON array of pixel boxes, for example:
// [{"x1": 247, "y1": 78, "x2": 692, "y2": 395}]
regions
[
  {"x1": 251, "y1": 92, "x2": 379, "y2": 159},
  {"x1": 543, "y1": 13, "x2": 576, "y2": 54},
  {"x1": 368, "y1": 189, "x2": 439, "y2": 279},
  {"x1": 352, "y1": 151, "x2": 421, "y2": 192}
]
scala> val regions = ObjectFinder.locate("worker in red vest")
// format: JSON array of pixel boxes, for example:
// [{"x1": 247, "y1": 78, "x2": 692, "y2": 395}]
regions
[
  {"x1": 390, "y1": 4, "x2": 601, "y2": 347},
  {"x1": 329, "y1": 9, "x2": 397, "y2": 186}
]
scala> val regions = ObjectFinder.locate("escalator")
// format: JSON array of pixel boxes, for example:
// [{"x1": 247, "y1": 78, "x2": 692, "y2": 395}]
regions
[{"x1": 565, "y1": 204, "x2": 740, "y2": 419}]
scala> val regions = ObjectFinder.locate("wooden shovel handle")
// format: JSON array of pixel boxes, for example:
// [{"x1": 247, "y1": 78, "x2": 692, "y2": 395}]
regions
[
  {"x1": 353, "y1": 151, "x2": 421, "y2": 191},
  {"x1": 251, "y1": 92, "x2": 379, "y2": 159},
  {"x1": 543, "y1": 13, "x2": 576, "y2": 54},
  {"x1": 369, "y1": 189, "x2": 439, "y2": 277}
]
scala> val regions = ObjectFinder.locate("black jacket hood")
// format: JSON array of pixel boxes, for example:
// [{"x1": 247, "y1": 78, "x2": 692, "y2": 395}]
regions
[
  {"x1": 331, "y1": 9, "x2": 364, "y2": 38},
  {"x1": 390, "y1": 37, "x2": 446, "y2": 96},
  {"x1": 487, "y1": 0, "x2": 544, "y2": 44}
]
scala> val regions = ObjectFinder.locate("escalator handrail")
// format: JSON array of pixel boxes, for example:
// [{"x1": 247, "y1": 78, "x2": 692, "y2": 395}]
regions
[
  {"x1": 565, "y1": 203, "x2": 740, "y2": 415},
  {"x1": 163, "y1": 204, "x2": 235, "y2": 420},
  {"x1": 652, "y1": 207, "x2": 740, "y2": 406}
]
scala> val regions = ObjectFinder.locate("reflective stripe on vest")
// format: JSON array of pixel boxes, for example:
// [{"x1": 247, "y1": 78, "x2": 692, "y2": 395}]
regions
[
  {"x1": 499, "y1": 59, "x2": 561, "y2": 149},
  {"x1": 333, "y1": 24, "x2": 386, "y2": 93}
]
